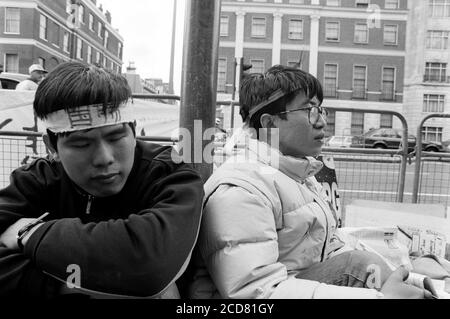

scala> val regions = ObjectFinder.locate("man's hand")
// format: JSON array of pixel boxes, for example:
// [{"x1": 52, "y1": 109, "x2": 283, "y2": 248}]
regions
[
  {"x1": 0, "y1": 218, "x2": 43, "y2": 251},
  {"x1": 381, "y1": 267, "x2": 434, "y2": 299}
]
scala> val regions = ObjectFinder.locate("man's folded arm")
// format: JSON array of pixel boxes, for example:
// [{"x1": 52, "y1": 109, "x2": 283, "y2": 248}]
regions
[{"x1": 23, "y1": 167, "x2": 204, "y2": 297}]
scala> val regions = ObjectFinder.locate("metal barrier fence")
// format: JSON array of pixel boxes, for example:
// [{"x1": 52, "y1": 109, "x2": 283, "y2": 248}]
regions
[
  {"x1": 3, "y1": 98, "x2": 450, "y2": 210},
  {"x1": 412, "y1": 113, "x2": 450, "y2": 206}
]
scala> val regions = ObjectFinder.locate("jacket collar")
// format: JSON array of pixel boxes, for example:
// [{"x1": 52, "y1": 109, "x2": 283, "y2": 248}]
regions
[{"x1": 227, "y1": 128, "x2": 323, "y2": 182}]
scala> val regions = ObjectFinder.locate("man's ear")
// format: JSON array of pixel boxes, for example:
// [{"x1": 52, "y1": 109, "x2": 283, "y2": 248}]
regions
[
  {"x1": 260, "y1": 113, "x2": 276, "y2": 129},
  {"x1": 43, "y1": 134, "x2": 60, "y2": 161}
]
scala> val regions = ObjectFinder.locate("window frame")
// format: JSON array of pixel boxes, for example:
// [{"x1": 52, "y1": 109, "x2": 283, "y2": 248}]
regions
[
  {"x1": 323, "y1": 63, "x2": 339, "y2": 98},
  {"x1": 325, "y1": 21, "x2": 340, "y2": 42},
  {"x1": 423, "y1": 94, "x2": 445, "y2": 113},
  {"x1": 288, "y1": 18, "x2": 304, "y2": 40},
  {"x1": 4, "y1": 7, "x2": 20, "y2": 35},
  {"x1": 354, "y1": 23, "x2": 369, "y2": 44},
  {"x1": 251, "y1": 17, "x2": 267, "y2": 38},
  {"x1": 39, "y1": 14, "x2": 48, "y2": 41},
  {"x1": 352, "y1": 64, "x2": 368, "y2": 99}
]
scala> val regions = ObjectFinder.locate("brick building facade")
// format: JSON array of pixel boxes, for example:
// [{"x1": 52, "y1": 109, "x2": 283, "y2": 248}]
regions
[{"x1": 0, "y1": 0, "x2": 123, "y2": 75}]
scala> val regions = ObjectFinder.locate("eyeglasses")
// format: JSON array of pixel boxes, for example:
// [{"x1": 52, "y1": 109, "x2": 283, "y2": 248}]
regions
[{"x1": 275, "y1": 104, "x2": 328, "y2": 125}]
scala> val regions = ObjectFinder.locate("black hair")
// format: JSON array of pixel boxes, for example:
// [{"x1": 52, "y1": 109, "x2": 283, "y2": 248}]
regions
[
  {"x1": 239, "y1": 65, "x2": 324, "y2": 135},
  {"x1": 34, "y1": 61, "x2": 132, "y2": 119},
  {"x1": 35, "y1": 61, "x2": 133, "y2": 150}
]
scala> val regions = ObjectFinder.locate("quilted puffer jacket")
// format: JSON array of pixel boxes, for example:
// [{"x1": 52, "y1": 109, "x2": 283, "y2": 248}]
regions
[{"x1": 188, "y1": 137, "x2": 380, "y2": 299}]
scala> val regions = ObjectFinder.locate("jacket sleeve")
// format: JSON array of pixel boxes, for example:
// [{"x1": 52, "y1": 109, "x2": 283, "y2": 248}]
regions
[
  {"x1": 0, "y1": 167, "x2": 61, "y2": 297},
  {"x1": 23, "y1": 166, "x2": 204, "y2": 297},
  {"x1": 200, "y1": 184, "x2": 380, "y2": 299}
]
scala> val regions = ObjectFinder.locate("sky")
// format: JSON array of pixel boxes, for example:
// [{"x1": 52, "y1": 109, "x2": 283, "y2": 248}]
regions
[{"x1": 103, "y1": 0, "x2": 186, "y2": 94}]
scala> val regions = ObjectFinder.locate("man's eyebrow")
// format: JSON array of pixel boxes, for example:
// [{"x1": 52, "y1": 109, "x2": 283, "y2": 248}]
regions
[{"x1": 103, "y1": 126, "x2": 128, "y2": 137}]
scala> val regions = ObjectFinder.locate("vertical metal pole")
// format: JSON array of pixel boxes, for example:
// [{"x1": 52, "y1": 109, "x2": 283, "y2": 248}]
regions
[
  {"x1": 180, "y1": 0, "x2": 221, "y2": 181},
  {"x1": 169, "y1": 0, "x2": 177, "y2": 95}
]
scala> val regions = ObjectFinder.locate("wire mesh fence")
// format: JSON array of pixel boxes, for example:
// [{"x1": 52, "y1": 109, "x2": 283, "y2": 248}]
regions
[
  {"x1": 324, "y1": 152, "x2": 403, "y2": 211},
  {"x1": 417, "y1": 156, "x2": 450, "y2": 206},
  {"x1": 1, "y1": 132, "x2": 450, "y2": 211},
  {"x1": 0, "y1": 135, "x2": 48, "y2": 188}
]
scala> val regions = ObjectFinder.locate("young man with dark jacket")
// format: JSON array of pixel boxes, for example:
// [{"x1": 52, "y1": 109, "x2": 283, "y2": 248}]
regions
[{"x1": 0, "y1": 62, "x2": 204, "y2": 298}]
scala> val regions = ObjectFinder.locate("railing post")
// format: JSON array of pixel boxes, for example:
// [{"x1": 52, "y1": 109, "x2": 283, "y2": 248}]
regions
[{"x1": 180, "y1": 0, "x2": 221, "y2": 181}]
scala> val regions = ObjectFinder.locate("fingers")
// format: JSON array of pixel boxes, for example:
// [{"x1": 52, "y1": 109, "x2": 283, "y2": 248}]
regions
[{"x1": 424, "y1": 289, "x2": 436, "y2": 299}]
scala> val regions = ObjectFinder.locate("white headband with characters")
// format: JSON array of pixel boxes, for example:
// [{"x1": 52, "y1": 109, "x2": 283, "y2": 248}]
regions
[{"x1": 43, "y1": 100, "x2": 136, "y2": 133}]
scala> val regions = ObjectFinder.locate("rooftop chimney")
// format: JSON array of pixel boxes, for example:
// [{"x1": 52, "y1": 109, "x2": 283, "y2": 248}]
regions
[{"x1": 105, "y1": 10, "x2": 111, "y2": 23}]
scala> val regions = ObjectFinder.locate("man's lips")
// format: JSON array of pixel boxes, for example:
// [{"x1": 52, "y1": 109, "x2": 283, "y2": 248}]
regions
[
  {"x1": 314, "y1": 134, "x2": 325, "y2": 140},
  {"x1": 91, "y1": 173, "x2": 120, "y2": 181}
]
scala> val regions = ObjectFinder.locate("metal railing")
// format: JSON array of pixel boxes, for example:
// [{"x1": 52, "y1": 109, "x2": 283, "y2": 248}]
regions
[
  {"x1": 412, "y1": 113, "x2": 450, "y2": 205},
  {"x1": 3, "y1": 100, "x2": 448, "y2": 210}
]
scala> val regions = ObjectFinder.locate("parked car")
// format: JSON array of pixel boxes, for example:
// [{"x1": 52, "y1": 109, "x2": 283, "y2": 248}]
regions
[
  {"x1": 0, "y1": 72, "x2": 28, "y2": 90},
  {"x1": 351, "y1": 128, "x2": 444, "y2": 153},
  {"x1": 325, "y1": 135, "x2": 353, "y2": 148}
]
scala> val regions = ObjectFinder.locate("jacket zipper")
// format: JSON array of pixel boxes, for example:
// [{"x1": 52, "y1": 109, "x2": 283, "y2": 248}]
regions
[
  {"x1": 313, "y1": 198, "x2": 329, "y2": 262},
  {"x1": 86, "y1": 195, "x2": 94, "y2": 215}
]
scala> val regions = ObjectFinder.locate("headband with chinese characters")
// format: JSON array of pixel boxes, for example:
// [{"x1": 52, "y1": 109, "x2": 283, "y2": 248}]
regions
[
  {"x1": 248, "y1": 89, "x2": 288, "y2": 121},
  {"x1": 43, "y1": 100, "x2": 136, "y2": 134}
]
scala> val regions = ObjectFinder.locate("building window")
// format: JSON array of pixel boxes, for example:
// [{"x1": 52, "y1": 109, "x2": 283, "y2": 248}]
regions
[
  {"x1": 356, "y1": 0, "x2": 370, "y2": 8},
  {"x1": 288, "y1": 19, "x2": 303, "y2": 40},
  {"x1": 354, "y1": 23, "x2": 369, "y2": 43},
  {"x1": 423, "y1": 94, "x2": 445, "y2": 112},
  {"x1": 217, "y1": 58, "x2": 227, "y2": 92},
  {"x1": 251, "y1": 17, "x2": 266, "y2": 38},
  {"x1": 89, "y1": 13, "x2": 94, "y2": 31},
  {"x1": 381, "y1": 67, "x2": 395, "y2": 100},
  {"x1": 385, "y1": 0, "x2": 399, "y2": 9},
  {"x1": 63, "y1": 31, "x2": 69, "y2": 52},
  {"x1": 287, "y1": 61, "x2": 301, "y2": 69},
  {"x1": 39, "y1": 15, "x2": 47, "y2": 40},
  {"x1": 353, "y1": 65, "x2": 367, "y2": 99},
  {"x1": 104, "y1": 30, "x2": 109, "y2": 48},
  {"x1": 96, "y1": 51, "x2": 101, "y2": 64},
  {"x1": 327, "y1": 0, "x2": 340, "y2": 6},
  {"x1": 326, "y1": 21, "x2": 340, "y2": 41},
  {"x1": 325, "y1": 110, "x2": 336, "y2": 136},
  {"x1": 5, "y1": 7, "x2": 20, "y2": 34},
  {"x1": 351, "y1": 112, "x2": 365, "y2": 136},
  {"x1": 118, "y1": 43, "x2": 123, "y2": 59},
  {"x1": 77, "y1": 38, "x2": 83, "y2": 60},
  {"x1": 422, "y1": 126, "x2": 443, "y2": 142},
  {"x1": 289, "y1": 0, "x2": 305, "y2": 3},
  {"x1": 220, "y1": 16, "x2": 229, "y2": 37},
  {"x1": 383, "y1": 25, "x2": 398, "y2": 44},
  {"x1": 38, "y1": 57, "x2": 45, "y2": 69},
  {"x1": 78, "y1": 5, "x2": 84, "y2": 24},
  {"x1": 98, "y1": 22, "x2": 103, "y2": 38},
  {"x1": 429, "y1": 0, "x2": 450, "y2": 17},
  {"x1": 324, "y1": 64, "x2": 338, "y2": 98},
  {"x1": 250, "y1": 59, "x2": 265, "y2": 74},
  {"x1": 424, "y1": 62, "x2": 447, "y2": 82},
  {"x1": 53, "y1": 24, "x2": 60, "y2": 47},
  {"x1": 87, "y1": 46, "x2": 92, "y2": 64},
  {"x1": 66, "y1": 0, "x2": 72, "y2": 14},
  {"x1": 5, "y1": 54, "x2": 19, "y2": 73},
  {"x1": 380, "y1": 114, "x2": 393, "y2": 128},
  {"x1": 426, "y1": 31, "x2": 449, "y2": 49}
]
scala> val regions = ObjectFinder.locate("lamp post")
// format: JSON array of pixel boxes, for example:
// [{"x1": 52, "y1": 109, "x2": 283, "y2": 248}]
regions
[{"x1": 168, "y1": 0, "x2": 177, "y2": 95}]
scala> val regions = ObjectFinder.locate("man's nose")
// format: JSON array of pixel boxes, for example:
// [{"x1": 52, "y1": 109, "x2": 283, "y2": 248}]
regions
[
  {"x1": 92, "y1": 141, "x2": 114, "y2": 167},
  {"x1": 314, "y1": 113, "x2": 327, "y2": 129}
]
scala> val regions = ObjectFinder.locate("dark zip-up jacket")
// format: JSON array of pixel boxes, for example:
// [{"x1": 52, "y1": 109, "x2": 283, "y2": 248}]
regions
[{"x1": 0, "y1": 141, "x2": 203, "y2": 297}]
